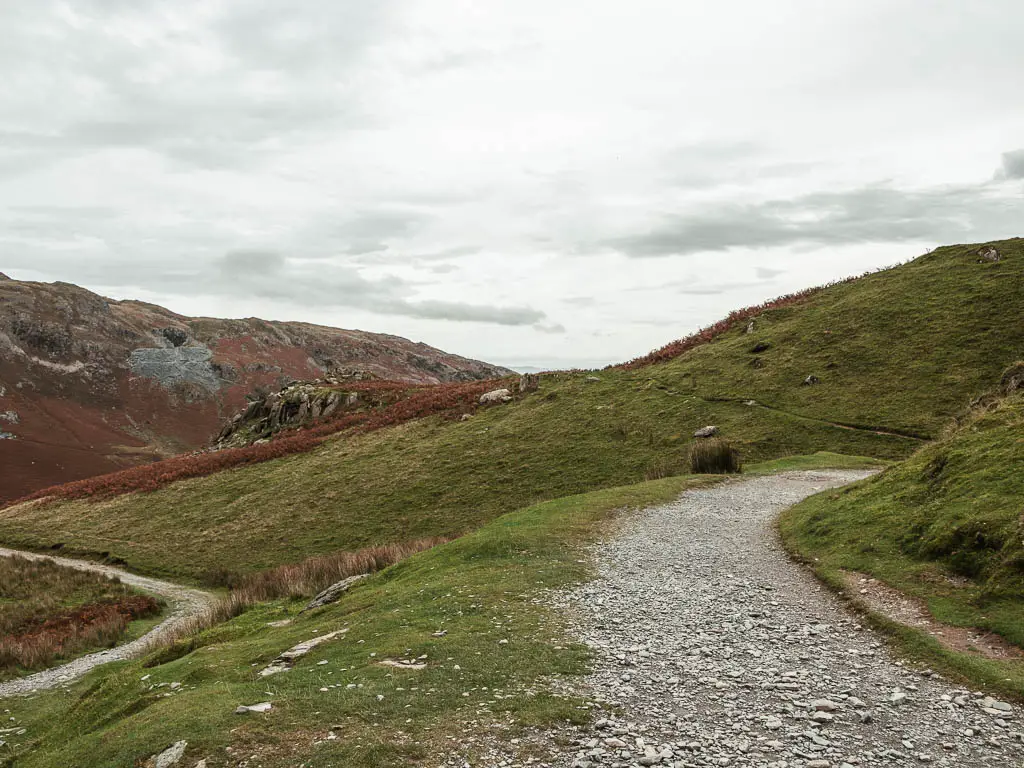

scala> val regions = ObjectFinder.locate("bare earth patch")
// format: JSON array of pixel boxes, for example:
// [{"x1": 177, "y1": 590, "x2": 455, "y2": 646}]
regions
[{"x1": 841, "y1": 571, "x2": 1024, "y2": 661}]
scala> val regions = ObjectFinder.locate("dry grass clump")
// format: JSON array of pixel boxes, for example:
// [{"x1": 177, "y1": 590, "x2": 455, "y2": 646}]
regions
[
  {"x1": 147, "y1": 538, "x2": 446, "y2": 660},
  {"x1": 644, "y1": 456, "x2": 687, "y2": 481},
  {"x1": 689, "y1": 438, "x2": 742, "y2": 474}
]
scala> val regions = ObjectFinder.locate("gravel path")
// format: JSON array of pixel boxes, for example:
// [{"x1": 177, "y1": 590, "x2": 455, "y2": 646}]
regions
[
  {"x1": 0, "y1": 547, "x2": 214, "y2": 697},
  {"x1": 553, "y1": 470, "x2": 1023, "y2": 768}
]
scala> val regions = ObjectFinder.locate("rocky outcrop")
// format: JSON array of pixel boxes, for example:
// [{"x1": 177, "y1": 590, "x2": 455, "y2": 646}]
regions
[
  {"x1": 0, "y1": 275, "x2": 512, "y2": 503},
  {"x1": 978, "y1": 246, "x2": 1001, "y2": 262},
  {"x1": 215, "y1": 381, "x2": 361, "y2": 447},
  {"x1": 693, "y1": 425, "x2": 719, "y2": 438}
]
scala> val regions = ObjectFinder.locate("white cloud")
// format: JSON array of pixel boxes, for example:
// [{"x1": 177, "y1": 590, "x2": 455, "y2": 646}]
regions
[{"x1": 1, "y1": 0, "x2": 1023, "y2": 368}]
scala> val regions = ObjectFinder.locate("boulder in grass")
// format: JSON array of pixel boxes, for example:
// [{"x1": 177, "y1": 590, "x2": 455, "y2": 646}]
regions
[
  {"x1": 151, "y1": 741, "x2": 188, "y2": 768},
  {"x1": 479, "y1": 388, "x2": 512, "y2": 405},
  {"x1": 302, "y1": 574, "x2": 369, "y2": 613},
  {"x1": 693, "y1": 425, "x2": 719, "y2": 438},
  {"x1": 235, "y1": 702, "x2": 273, "y2": 714},
  {"x1": 978, "y1": 246, "x2": 1001, "y2": 262}
]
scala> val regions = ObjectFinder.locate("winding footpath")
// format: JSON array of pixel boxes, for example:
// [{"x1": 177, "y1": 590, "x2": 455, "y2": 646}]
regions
[
  {"x1": 550, "y1": 470, "x2": 1023, "y2": 768},
  {"x1": 0, "y1": 547, "x2": 214, "y2": 697}
]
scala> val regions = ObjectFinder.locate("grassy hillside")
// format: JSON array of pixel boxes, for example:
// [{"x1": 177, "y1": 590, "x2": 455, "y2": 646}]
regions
[
  {"x1": 779, "y1": 374, "x2": 1024, "y2": 686},
  {"x1": 0, "y1": 240, "x2": 1021, "y2": 582}
]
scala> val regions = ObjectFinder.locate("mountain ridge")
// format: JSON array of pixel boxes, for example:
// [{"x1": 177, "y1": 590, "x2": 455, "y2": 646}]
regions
[{"x1": 0, "y1": 276, "x2": 511, "y2": 503}]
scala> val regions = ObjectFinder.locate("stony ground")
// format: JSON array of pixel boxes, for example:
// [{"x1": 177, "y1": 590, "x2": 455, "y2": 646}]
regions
[
  {"x1": 540, "y1": 471, "x2": 1022, "y2": 768},
  {"x1": 0, "y1": 547, "x2": 214, "y2": 697}
]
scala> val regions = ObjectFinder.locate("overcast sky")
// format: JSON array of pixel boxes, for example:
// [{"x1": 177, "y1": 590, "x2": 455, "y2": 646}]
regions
[{"x1": 2, "y1": 1, "x2": 1022, "y2": 370}]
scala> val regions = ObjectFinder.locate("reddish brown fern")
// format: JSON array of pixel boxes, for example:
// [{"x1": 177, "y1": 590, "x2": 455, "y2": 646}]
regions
[{"x1": 615, "y1": 271, "x2": 882, "y2": 370}]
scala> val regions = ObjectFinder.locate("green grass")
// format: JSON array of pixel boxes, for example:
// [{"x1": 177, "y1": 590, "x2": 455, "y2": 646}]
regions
[
  {"x1": 4, "y1": 241, "x2": 1021, "y2": 582},
  {"x1": 778, "y1": 389, "x2": 1024, "y2": 697},
  {"x1": 0, "y1": 471, "x2": 744, "y2": 768}
]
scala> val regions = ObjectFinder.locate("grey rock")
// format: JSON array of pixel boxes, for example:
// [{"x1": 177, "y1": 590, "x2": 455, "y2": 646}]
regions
[
  {"x1": 516, "y1": 373, "x2": 540, "y2": 394},
  {"x1": 235, "y1": 702, "x2": 272, "y2": 714},
  {"x1": 978, "y1": 246, "x2": 1001, "y2": 262},
  {"x1": 153, "y1": 740, "x2": 188, "y2": 768},
  {"x1": 302, "y1": 574, "x2": 369, "y2": 613},
  {"x1": 479, "y1": 388, "x2": 513, "y2": 405},
  {"x1": 693, "y1": 425, "x2": 719, "y2": 438}
]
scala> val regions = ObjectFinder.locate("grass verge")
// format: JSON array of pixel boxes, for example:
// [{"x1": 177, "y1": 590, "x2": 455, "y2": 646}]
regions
[{"x1": 778, "y1": 389, "x2": 1024, "y2": 700}]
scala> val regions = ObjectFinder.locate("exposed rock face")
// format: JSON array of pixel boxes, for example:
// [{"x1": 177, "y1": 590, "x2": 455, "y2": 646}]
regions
[
  {"x1": 515, "y1": 373, "x2": 540, "y2": 394},
  {"x1": 129, "y1": 347, "x2": 220, "y2": 392},
  {"x1": 1001, "y1": 361, "x2": 1024, "y2": 394},
  {"x1": 0, "y1": 276, "x2": 512, "y2": 503},
  {"x1": 150, "y1": 741, "x2": 188, "y2": 768}
]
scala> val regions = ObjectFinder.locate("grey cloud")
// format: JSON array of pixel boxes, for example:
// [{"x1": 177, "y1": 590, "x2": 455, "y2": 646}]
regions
[
  {"x1": 997, "y1": 149, "x2": 1024, "y2": 180},
  {"x1": 756, "y1": 267, "x2": 786, "y2": 279},
  {"x1": 217, "y1": 265, "x2": 545, "y2": 326},
  {"x1": 387, "y1": 300, "x2": 545, "y2": 326},
  {"x1": 0, "y1": 2, "x2": 386, "y2": 171},
  {"x1": 222, "y1": 250, "x2": 286, "y2": 274},
  {"x1": 604, "y1": 183, "x2": 1023, "y2": 257},
  {"x1": 562, "y1": 296, "x2": 596, "y2": 307},
  {"x1": 533, "y1": 323, "x2": 567, "y2": 334}
]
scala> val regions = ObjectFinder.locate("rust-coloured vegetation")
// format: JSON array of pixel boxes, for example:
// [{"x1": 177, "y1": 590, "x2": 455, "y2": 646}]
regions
[
  {"x1": 11, "y1": 379, "x2": 506, "y2": 506},
  {"x1": 0, "y1": 596, "x2": 159, "y2": 674},
  {"x1": 0, "y1": 555, "x2": 160, "y2": 675}
]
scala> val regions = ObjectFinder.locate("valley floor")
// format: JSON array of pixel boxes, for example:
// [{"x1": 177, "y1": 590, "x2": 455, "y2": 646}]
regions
[{"x1": 515, "y1": 472, "x2": 1021, "y2": 768}]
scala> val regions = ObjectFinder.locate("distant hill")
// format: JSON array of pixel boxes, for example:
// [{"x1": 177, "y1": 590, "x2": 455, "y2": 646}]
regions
[
  {"x1": 0, "y1": 275, "x2": 511, "y2": 502},
  {"x1": 1, "y1": 239, "x2": 1020, "y2": 581}
]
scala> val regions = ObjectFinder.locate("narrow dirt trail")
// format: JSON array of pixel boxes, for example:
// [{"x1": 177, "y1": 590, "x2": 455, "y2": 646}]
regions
[
  {"x1": 0, "y1": 547, "x2": 215, "y2": 697},
  {"x1": 552, "y1": 470, "x2": 1022, "y2": 768}
]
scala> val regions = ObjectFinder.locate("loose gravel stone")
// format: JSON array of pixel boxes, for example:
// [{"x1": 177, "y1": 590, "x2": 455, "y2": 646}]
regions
[{"x1": 547, "y1": 471, "x2": 1024, "y2": 768}]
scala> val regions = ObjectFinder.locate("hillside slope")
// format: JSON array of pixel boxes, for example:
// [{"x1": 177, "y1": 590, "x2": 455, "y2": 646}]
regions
[
  {"x1": 0, "y1": 275, "x2": 510, "y2": 502},
  {"x1": 779, "y1": 365, "x2": 1024, "y2": 649},
  {"x1": 0, "y1": 239, "x2": 1021, "y2": 581}
]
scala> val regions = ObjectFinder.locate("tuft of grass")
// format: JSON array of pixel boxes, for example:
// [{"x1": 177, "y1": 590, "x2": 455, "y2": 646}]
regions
[
  {"x1": 689, "y1": 438, "x2": 742, "y2": 474},
  {"x1": 149, "y1": 538, "x2": 447, "y2": 662}
]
